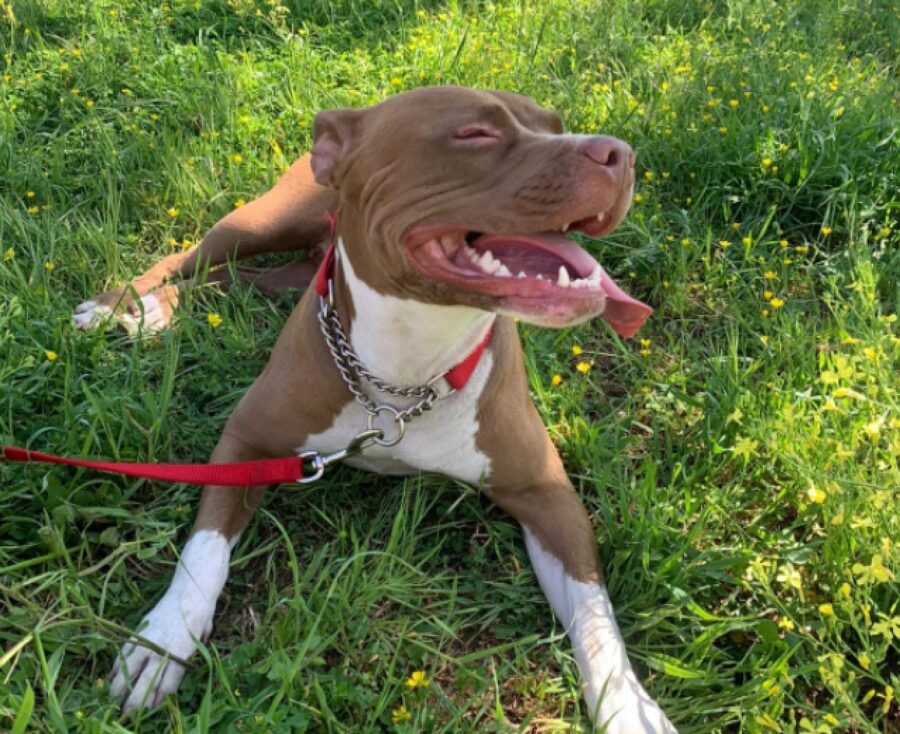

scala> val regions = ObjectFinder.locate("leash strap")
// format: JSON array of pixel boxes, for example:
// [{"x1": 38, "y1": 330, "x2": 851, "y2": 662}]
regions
[{"x1": 1, "y1": 447, "x2": 305, "y2": 486}]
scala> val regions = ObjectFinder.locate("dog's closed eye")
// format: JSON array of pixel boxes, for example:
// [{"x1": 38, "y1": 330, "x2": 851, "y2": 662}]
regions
[{"x1": 454, "y1": 125, "x2": 503, "y2": 144}]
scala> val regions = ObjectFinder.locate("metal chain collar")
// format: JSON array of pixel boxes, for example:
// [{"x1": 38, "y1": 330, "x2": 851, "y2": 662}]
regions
[{"x1": 316, "y1": 276, "x2": 452, "y2": 449}]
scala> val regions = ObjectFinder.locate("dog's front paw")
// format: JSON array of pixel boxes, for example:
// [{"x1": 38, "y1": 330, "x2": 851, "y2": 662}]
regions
[
  {"x1": 596, "y1": 679, "x2": 677, "y2": 734},
  {"x1": 109, "y1": 593, "x2": 213, "y2": 713}
]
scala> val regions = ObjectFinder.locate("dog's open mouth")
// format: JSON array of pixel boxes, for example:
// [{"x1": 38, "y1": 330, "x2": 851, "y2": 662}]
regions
[{"x1": 405, "y1": 214, "x2": 652, "y2": 336}]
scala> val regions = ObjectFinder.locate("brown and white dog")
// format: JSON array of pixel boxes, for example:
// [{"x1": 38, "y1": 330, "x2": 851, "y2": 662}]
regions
[{"x1": 77, "y1": 87, "x2": 676, "y2": 732}]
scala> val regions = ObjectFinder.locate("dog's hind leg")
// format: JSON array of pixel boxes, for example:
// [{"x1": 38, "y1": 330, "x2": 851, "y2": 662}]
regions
[
  {"x1": 75, "y1": 154, "x2": 337, "y2": 330},
  {"x1": 118, "y1": 260, "x2": 320, "y2": 336}
]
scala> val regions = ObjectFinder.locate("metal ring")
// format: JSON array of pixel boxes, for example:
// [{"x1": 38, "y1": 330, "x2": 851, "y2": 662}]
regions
[
  {"x1": 297, "y1": 451, "x2": 325, "y2": 483},
  {"x1": 366, "y1": 405, "x2": 406, "y2": 447}
]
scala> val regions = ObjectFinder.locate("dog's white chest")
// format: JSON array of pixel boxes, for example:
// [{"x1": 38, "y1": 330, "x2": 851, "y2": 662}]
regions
[
  {"x1": 302, "y1": 351, "x2": 493, "y2": 484},
  {"x1": 302, "y1": 239, "x2": 494, "y2": 484}
]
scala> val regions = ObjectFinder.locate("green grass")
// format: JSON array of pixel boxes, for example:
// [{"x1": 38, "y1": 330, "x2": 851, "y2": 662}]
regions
[{"x1": 1, "y1": 0, "x2": 898, "y2": 731}]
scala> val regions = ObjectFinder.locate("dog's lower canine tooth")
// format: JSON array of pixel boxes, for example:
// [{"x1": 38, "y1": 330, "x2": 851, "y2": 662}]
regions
[
  {"x1": 589, "y1": 264, "x2": 602, "y2": 282},
  {"x1": 596, "y1": 211, "x2": 607, "y2": 221},
  {"x1": 561, "y1": 222, "x2": 570, "y2": 233},
  {"x1": 557, "y1": 266, "x2": 570, "y2": 288},
  {"x1": 477, "y1": 250, "x2": 495, "y2": 271}
]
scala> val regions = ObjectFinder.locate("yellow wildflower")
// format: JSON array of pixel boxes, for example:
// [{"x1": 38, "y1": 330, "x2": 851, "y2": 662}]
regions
[
  {"x1": 207, "y1": 313, "x2": 223, "y2": 328},
  {"x1": 818, "y1": 603, "x2": 834, "y2": 617},
  {"x1": 44, "y1": 261, "x2": 55, "y2": 272},
  {"x1": 572, "y1": 345, "x2": 583, "y2": 356},
  {"x1": 3, "y1": 247, "x2": 13, "y2": 261},
  {"x1": 576, "y1": 361, "x2": 592, "y2": 374},
  {"x1": 166, "y1": 207, "x2": 179, "y2": 218},
  {"x1": 806, "y1": 485, "x2": 826, "y2": 504},
  {"x1": 833, "y1": 387, "x2": 865, "y2": 400},
  {"x1": 231, "y1": 153, "x2": 243, "y2": 163},
  {"x1": 820, "y1": 226, "x2": 832, "y2": 236},
  {"x1": 405, "y1": 671, "x2": 430, "y2": 688},
  {"x1": 551, "y1": 374, "x2": 562, "y2": 387},
  {"x1": 852, "y1": 555, "x2": 894, "y2": 584},
  {"x1": 769, "y1": 297, "x2": 784, "y2": 309},
  {"x1": 45, "y1": 350, "x2": 58, "y2": 362}
]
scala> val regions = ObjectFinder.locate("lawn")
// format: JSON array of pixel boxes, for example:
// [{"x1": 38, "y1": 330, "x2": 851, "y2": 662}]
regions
[{"x1": 1, "y1": 0, "x2": 898, "y2": 732}]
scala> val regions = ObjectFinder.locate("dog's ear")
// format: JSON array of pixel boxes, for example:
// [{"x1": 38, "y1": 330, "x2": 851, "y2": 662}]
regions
[{"x1": 310, "y1": 108, "x2": 364, "y2": 187}]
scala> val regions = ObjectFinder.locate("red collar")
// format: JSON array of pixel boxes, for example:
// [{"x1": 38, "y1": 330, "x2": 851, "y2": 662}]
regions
[{"x1": 314, "y1": 241, "x2": 492, "y2": 392}]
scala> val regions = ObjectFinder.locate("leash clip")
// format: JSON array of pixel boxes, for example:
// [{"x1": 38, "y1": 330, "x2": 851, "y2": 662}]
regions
[{"x1": 297, "y1": 428, "x2": 383, "y2": 483}]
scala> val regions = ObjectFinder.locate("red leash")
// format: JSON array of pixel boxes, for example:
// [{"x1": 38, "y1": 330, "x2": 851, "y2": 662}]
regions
[
  {"x1": 1, "y1": 446, "x2": 306, "y2": 486},
  {"x1": 4, "y1": 209, "x2": 494, "y2": 488}
]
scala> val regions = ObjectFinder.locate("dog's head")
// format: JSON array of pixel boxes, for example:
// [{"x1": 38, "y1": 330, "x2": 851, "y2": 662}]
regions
[{"x1": 311, "y1": 86, "x2": 650, "y2": 335}]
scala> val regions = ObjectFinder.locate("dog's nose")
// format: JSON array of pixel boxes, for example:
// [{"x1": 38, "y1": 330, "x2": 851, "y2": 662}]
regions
[{"x1": 580, "y1": 137, "x2": 635, "y2": 174}]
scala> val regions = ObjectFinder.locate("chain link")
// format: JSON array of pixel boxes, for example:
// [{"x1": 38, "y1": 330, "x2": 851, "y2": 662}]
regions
[{"x1": 317, "y1": 295, "x2": 447, "y2": 431}]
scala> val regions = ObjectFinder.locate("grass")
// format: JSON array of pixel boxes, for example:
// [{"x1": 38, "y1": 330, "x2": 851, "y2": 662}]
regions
[{"x1": 1, "y1": 0, "x2": 898, "y2": 731}]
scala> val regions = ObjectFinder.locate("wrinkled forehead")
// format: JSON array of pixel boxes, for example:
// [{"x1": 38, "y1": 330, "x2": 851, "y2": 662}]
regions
[{"x1": 365, "y1": 86, "x2": 565, "y2": 136}]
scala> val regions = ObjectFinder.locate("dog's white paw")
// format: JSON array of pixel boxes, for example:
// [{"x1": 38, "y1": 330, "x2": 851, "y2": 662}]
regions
[
  {"x1": 596, "y1": 679, "x2": 678, "y2": 734},
  {"x1": 73, "y1": 300, "x2": 114, "y2": 330},
  {"x1": 118, "y1": 293, "x2": 175, "y2": 338},
  {"x1": 109, "y1": 593, "x2": 213, "y2": 712}
]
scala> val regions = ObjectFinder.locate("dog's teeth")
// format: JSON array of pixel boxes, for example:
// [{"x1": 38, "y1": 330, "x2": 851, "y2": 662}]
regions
[
  {"x1": 561, "y1": 222, "x2": 570, "y2": 233},
  {"x1": 589, "y1": 264, "x2": 602, "y2": 282},
  {"x1": 557, "y1": 265, "x2": 570, "y2": 288},
  {"x1": 463, "y1": 244, "x2": 478, "y2": 258},
  {"x1": 596, "y1": 210, "x2": 608, "y2": 222},
  {"x1": 536, "y1": 273, "x2": 544, "y2": 280},
  {"x1": 477, "y1": 250, "x2": 495, "y2": 271},
  {"x1": 517, "y1": 271, "x2": 527, "y2": 279},
  {"x1": 496, "y1": 263, "x2": 512, "y2": 277}
]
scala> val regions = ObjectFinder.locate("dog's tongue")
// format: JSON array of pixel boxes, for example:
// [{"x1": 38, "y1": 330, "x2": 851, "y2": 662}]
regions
[{"x1": 596, "y1": 267, "x2": 653, "y2": 338}]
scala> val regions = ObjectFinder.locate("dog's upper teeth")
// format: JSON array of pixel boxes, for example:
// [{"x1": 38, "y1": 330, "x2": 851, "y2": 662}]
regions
[
  {"x1": 557, "y1": 266, "x2": 570, "y2": 288},
  {"x1": 497, "y1": 263, "x2": 512, "y2": 277},
  {"x1": 517, "y1": 270, "x2": 527, "y2": 279},
  {"x1": 561, "y1": 222, "x2": 570, "y2": 233},
  {"x1": 536, "y1": 273, "x2": 545, "y2": 280},
  {"x1": 596, "y1": 210, "x2": 608, "y2": 222},
  {"x1": 463, "y1": 244, "x2": 478, "y2": 258}
]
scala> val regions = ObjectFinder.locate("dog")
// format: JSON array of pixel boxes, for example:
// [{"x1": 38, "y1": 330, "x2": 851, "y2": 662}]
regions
[{"x1": 77, "y1": 86, "x2": 675, "y2": 732}]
